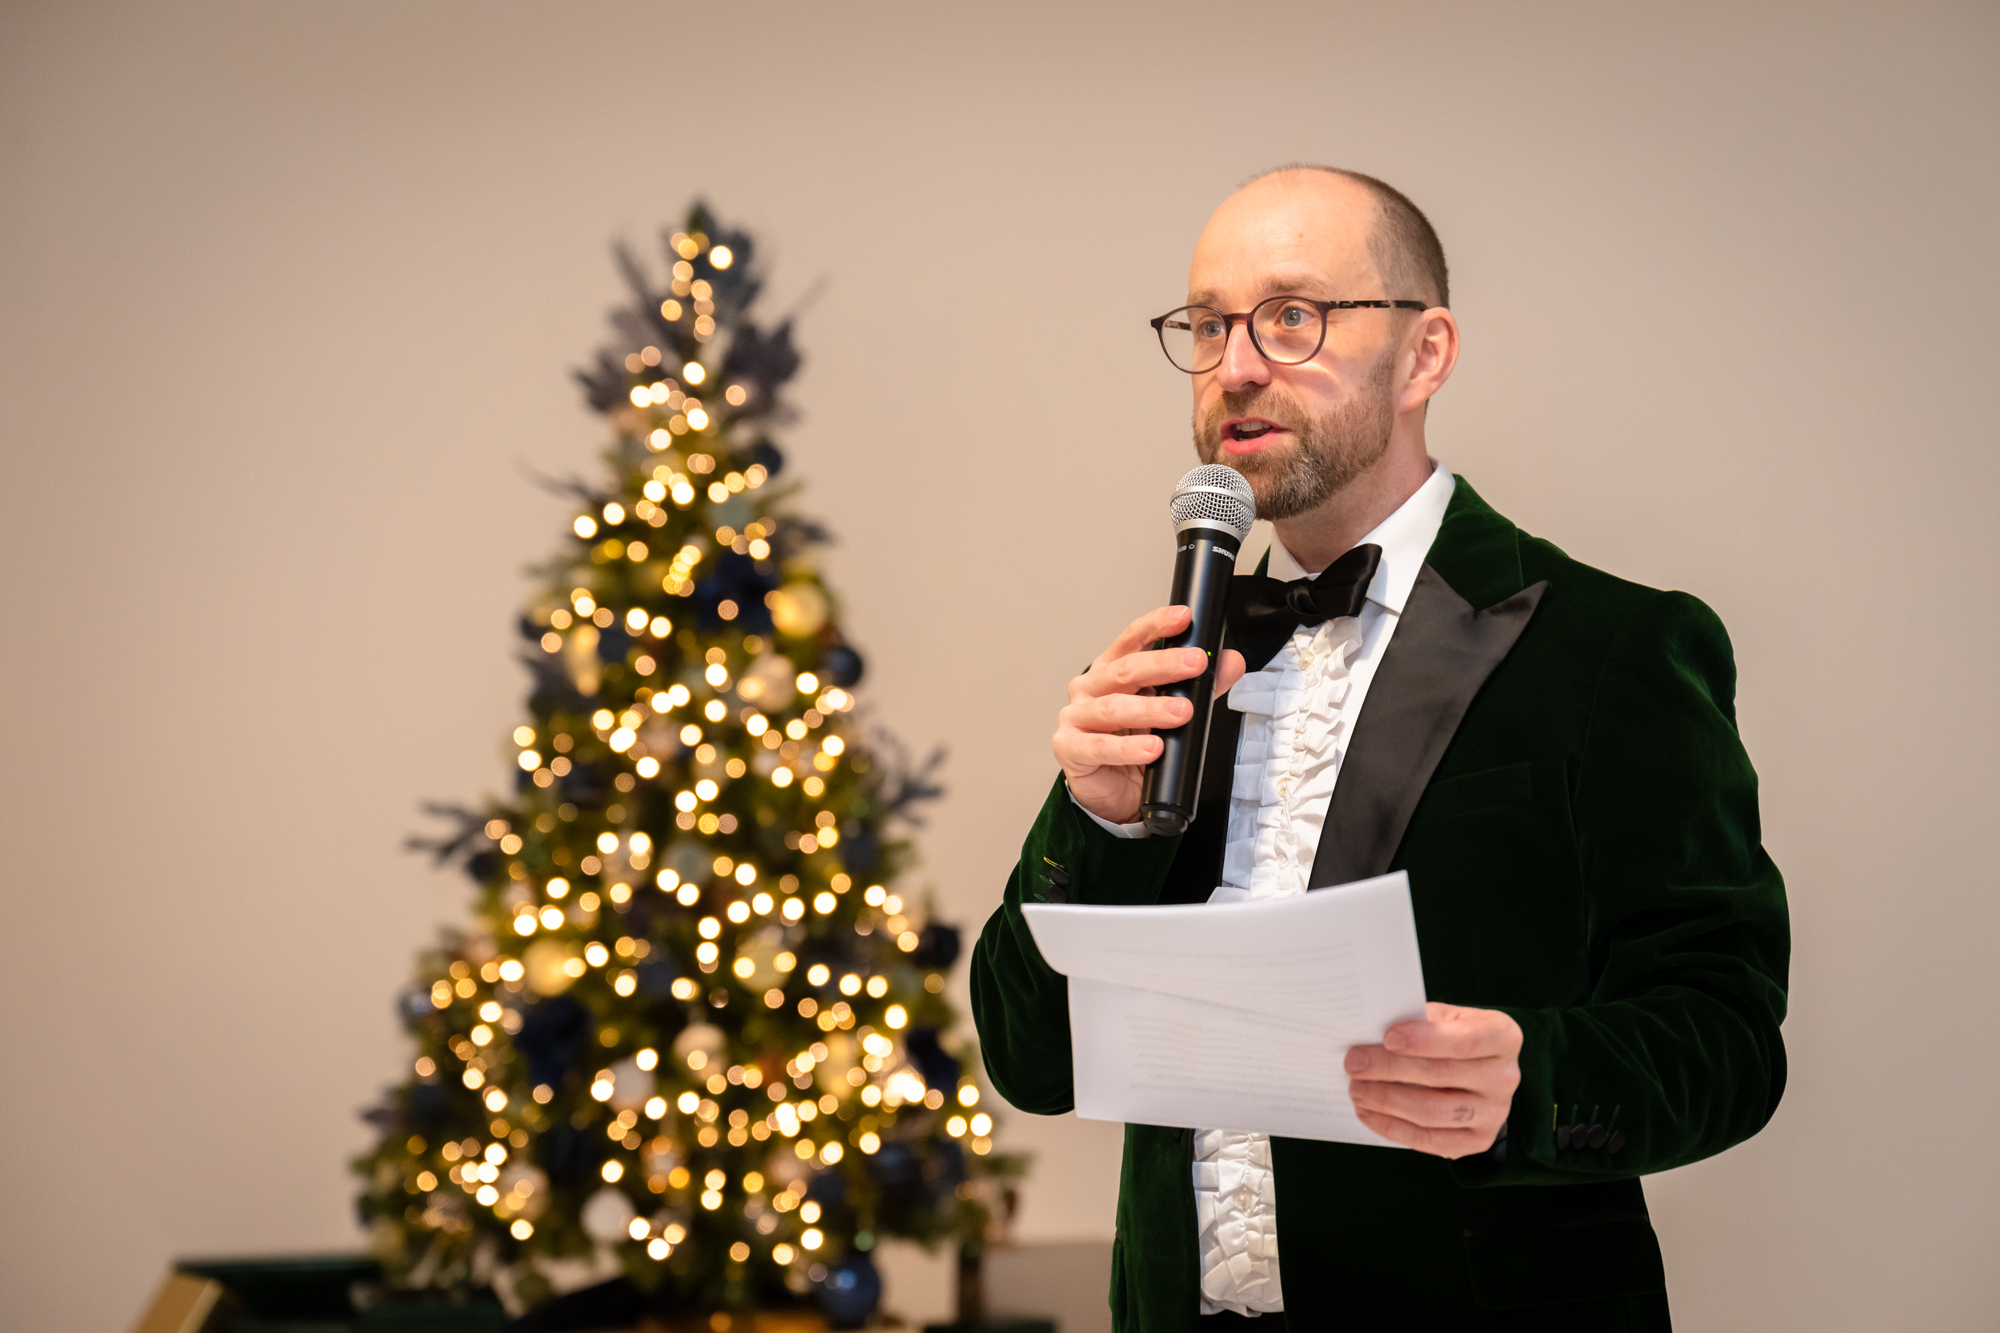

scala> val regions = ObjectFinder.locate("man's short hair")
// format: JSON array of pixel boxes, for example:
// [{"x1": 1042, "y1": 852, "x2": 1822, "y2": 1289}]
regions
[{"x1": 1250, "y1": 164, "x2": 1450, "y2": 310}]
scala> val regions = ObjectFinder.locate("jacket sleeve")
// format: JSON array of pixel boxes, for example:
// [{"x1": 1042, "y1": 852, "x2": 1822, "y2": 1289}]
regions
[
  {"x1": 1456, "y1": 589, "x2": 1791, "y2": 1187},
  {"x1": 968, "y1": 776, "x2": 1184, "y2": 1115}
]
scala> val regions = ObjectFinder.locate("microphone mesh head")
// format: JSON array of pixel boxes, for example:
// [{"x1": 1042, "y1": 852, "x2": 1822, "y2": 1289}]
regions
[{"x1": 1169, "y1": 464, "x2": 1257, "y2": 539}]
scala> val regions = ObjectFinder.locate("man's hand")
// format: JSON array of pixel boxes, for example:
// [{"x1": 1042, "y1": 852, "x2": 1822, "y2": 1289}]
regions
[
  {"x1": 1054, "y1": 605, "x2": 1247, "y2": 826},
  {"x1": 1346, "y1": 1002, "x2": 1523, "y2": 1159}
]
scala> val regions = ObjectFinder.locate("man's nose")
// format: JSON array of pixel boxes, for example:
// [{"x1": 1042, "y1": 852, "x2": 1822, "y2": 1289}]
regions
[{"x1": 1213, "y1": 321, "x2": 1270, "y2": 394}]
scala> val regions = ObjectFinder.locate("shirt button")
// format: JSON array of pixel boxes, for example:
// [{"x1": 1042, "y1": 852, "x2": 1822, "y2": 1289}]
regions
[{"x1": 1234, "y1": 1187, "x2": 1254, "y2": 1208}]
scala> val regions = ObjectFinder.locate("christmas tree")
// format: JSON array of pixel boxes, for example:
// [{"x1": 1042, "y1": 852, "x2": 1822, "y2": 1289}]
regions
[{"x1": 354, "y1": 204, "x2": 1021, "y2": 1326}]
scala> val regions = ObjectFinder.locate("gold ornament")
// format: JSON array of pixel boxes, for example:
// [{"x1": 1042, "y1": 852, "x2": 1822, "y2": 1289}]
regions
[
  {"x1": 523, "y1": 939, "x2": 576, "y2": 996},
  {"x1": 738, "y1": 928, "x2": 787, "y2": 991},
  {"x1": 672, "y1": 1021, "x2": 728, "y2": 1071},
  {"x1": 814, "y1": 1033, "x2": 857, "y2": 1094},
  {"x1": 565, "y1": 623, "x2": 603, "y2": 697},
  {"x1": 737, "y1": 651, "x2": 797, "y2": 706},
  {"x1": 765, "y1": 584, "x2": 828, "y2": 639}
]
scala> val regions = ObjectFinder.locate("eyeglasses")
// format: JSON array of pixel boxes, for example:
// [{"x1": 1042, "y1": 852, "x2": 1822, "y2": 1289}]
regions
[{"x1": 1150, "y1": 296, "x2": 1428, "y2": 374}]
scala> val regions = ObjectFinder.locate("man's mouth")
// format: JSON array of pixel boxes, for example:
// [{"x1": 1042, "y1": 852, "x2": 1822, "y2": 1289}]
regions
[{"x1": 1221, "y1": 417, "x2": 1287, "y2": 453}]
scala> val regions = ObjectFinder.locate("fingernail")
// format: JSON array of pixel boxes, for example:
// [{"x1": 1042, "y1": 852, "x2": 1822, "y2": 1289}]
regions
[
  {"x1": 1384, "y1": 1029, "x2": 1407, "y2": 1052},
  {"x1": 1184, "y1": 648, "x2": 1206, "y2": 667},
  {"x1": 1344, "y1": 1049, "x2": 1368, "y2": 1073}
]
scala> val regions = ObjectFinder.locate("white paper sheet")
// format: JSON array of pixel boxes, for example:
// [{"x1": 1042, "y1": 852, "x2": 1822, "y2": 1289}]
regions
[{"x1": 1021, "y1": 871, "x2": 1428, "y2": 1145}]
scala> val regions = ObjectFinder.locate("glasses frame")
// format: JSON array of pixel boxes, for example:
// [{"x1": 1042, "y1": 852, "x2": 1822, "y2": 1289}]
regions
[{"x1": 1150, "y1": 296, "x2": 1430, "y2": 374}]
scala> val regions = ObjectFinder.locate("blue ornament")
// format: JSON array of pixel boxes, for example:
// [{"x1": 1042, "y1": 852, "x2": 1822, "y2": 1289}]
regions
[
  {"x1": 868, "y1": 1141, "x2": 921, "y2": 1192},
  {"x1": 537, "y1": 1122, "x2": 607, "y2": 1189},
  {"x1": 839, "y1": 828, "x2": 879, "y2": 875},
  {"x1": 527, "y1": 654, "x2": 588, "y2": 712},
  {"x1": 636, "y1": 956, "x2": 680, "y2": 997},
  {"x1": 798, "y1": 935, "x2": 864, "y2": 990},
  {"x1": 721, "y1": 326, "x2": 801, "y2": 414},
  {"x1": 823, "y1": 645, "x2": 864, "y2": 688},
  {"x1": 596, "y1": 624, "x2": 632, "y2": 663},
  {"x1": 912, "y1": 923, "x2": 961, "y2": 970},
  {"x1": 513, "y1": 994, "x2": 590, "y2": 1087},
  {"x1": 804, "y1": 1168, "x2": 848, "y2": 1209},
  {"x1": 815, "y1": 1254, "x2": 881, "y2": 1329},
  {"x1": 693, "y1": 553, "x2": 776, "y2": 633},
  {"x1": 559, "y1": 760, "x2": 613, "y2": 808},
  {"x1": 902, "y1": 1027, "x2": 961, "y2": 1093},
  {"x1": 750, "y1": 440, "x2": 785, "y2": 478},
  {"x1": 405, "y1": 1082, "x2": 451, "y2": 1131},
  {"x1": 930, "y1": 1137, "x2": 968, "y2": 1193}
]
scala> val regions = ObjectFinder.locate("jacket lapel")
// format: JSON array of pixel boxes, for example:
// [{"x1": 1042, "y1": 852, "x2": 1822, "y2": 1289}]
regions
[
  {"x1": 1307, "y1": 480, "x2": 1548, "y2": 888},
  {"x1": 1157, "y1": 481, "x2": 1546, "y2": 900}
]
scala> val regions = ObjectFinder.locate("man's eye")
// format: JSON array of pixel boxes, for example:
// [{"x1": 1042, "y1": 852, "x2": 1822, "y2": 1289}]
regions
[
  {"x1": 1278, "y1": 304, "x2": 1311, "y2": 328},
  {"x1": 1195, "y1": 318, "x2": 1226, "y2": 339}
]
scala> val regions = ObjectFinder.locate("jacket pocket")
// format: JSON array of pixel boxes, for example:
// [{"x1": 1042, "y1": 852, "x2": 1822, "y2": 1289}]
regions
[
  {"x1": 1410, "y1": 760, "x2": 1534, "y2": 825},
  {"x1": 1462, "y1": 1211, "x2": 1666, "y2": 1310}
]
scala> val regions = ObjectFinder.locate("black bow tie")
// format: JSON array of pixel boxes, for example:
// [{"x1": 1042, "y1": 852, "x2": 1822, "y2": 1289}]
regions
[{"x1": 1226, "y1": 543, "x2": 1383, "y2": 672}]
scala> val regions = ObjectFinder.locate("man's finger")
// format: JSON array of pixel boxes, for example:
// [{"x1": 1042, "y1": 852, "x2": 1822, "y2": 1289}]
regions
[
  {"x1": 1344, "y1": 1045, "x2": 1507, "y2": 1091},
  {"x1": 1076, "y1": 645, "x2": 1213, "y2": 698},
  {"x1": 1213, "y1": 648, "x2": 1247, "y2": 697},
  {"x1": 1099, "y1": 605, "x2": 1193, "y2": 668},
  {"x1": 1351, "y1": 1107, "x2": 1489, "y2": 1160},
  {"x1": 1348, "y1": 1077, "x2": 1496, "y2": 1131},
  {"x1": 1056, "y1": 731, "x2": 1163, "y2": 770},
  {"x1": 1063, "y1": 692, "x2": 1193, "y2": 734},
  {"x1": 1384, "y1": 1007, "x2": 1521, "y2": 1061}
]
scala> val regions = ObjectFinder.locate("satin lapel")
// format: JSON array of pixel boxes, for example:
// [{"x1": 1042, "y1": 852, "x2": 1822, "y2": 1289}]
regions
[{"x1": 1307, "y1": 566, "x2": 1548, "y2": 888}]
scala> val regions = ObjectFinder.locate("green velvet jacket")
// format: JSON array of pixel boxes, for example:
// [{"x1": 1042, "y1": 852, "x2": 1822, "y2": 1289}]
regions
[{"x1": 969, "y1": 478, "x2": 1789, "y2": 1331}]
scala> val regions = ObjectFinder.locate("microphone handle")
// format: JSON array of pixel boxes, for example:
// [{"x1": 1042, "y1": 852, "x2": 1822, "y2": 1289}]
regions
[{"x1": 1139, "y1": 521, "x2": 1242, "y2": 835}]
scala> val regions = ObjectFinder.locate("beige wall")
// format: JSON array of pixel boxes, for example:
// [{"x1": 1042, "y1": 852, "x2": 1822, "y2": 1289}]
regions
[{"x1": 3, "y1": 2, "x2": 1995, "y2": 1328}]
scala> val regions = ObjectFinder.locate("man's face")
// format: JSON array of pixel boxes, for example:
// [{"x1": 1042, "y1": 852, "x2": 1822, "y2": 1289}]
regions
[{"x1": 1186, "y1": 175, "x2": 1406, "y2": 521}]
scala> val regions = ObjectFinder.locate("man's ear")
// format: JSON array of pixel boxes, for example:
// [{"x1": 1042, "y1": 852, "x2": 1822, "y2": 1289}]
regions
[{"x1": 1402, "y1": 308, "x2": 1459, "y2": 413}]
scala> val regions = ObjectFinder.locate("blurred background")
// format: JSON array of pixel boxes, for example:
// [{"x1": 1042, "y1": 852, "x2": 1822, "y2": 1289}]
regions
[{"x1": 3, "y1": 1, "x2": 1996, "y2": 1329}]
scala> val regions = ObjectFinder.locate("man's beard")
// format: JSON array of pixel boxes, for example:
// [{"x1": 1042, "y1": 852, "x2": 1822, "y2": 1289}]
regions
[{"x1": 1193, "y1": 347, "x2": 1397, "y2": 522}]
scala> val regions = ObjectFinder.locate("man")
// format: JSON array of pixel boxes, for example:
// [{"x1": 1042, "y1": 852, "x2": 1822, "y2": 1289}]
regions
[{"x1": 969, "y1": 167, "x2": 1788, "y2": 1331}]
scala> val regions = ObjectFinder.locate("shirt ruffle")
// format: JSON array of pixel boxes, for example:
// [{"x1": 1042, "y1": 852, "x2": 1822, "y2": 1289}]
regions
[
  {"x1": 1193, "y1": 1128, "x2": 1281, "y2": 1313},
  {"x1": 1195, "y1": 616, "x2": 1365, "y2": 1315},
  {"x1": 1218, "y1": 619, "x2": 1363, "y2": 900}
]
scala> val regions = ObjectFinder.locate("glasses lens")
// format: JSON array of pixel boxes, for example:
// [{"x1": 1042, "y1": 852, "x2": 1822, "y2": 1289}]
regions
[
  {"x1": 1252, "y1": 297, "x2": 1325, "y2": 364},
  {"x1": 1158, "y1": 307, "x2": 1226, "y2": 373}
]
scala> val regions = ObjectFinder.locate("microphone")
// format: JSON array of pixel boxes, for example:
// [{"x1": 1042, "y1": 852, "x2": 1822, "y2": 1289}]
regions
[{"x1": 1139, "y1": 464, "x2": 1257, "y2": 836}]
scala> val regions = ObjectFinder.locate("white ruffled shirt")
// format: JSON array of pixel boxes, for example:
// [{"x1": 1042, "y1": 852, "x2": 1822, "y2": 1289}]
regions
[{"x1": 1078, "y1": 462, "x2": 1456, "y2": 1315}]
